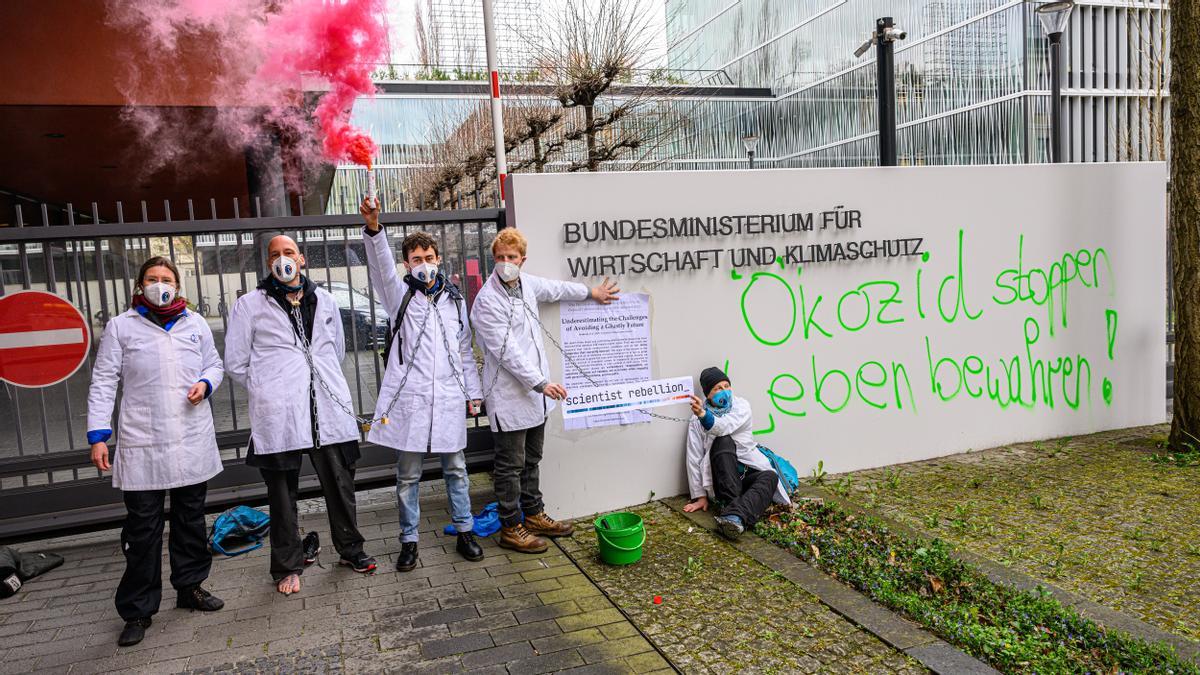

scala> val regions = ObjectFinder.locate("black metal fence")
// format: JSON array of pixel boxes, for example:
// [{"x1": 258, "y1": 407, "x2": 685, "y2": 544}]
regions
[{"x1": 0, "y1": 197, "x2": 503, "y2": 540}]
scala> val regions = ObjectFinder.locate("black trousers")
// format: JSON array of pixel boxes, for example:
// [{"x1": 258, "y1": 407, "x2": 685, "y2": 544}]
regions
[
  {"x1": 710, "y1": 435, "x2": 777, "y2": 527},
  {"x1": 115, "y1": 481, "x2": 211, "y2": 621},
  {"x1": 492, "y1": 422, "x2": 546, "y2": 527},
  {"x1": 260, "y1": 445, "x2": 365, "y2": 581}
]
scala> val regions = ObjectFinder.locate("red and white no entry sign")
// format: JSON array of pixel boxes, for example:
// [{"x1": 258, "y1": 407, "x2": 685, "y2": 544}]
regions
[{"x1": 0, "y1": 290, "x2": 91, "y2": 388}]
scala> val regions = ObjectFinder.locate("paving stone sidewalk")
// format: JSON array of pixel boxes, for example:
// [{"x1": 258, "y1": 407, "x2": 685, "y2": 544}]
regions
[
  {"x1": 836, "y1": 424, "x2": 1200, "y2": 643},
  {"x1": 559, "y1": 502, "x2": 927, "y2": 674},
  {"x1": 0, "y1": 479, "x2": 668, "y2": 674}
]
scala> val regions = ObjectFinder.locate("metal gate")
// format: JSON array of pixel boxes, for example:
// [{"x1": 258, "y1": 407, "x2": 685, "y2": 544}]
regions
[{"x1": 0, "y1": 198, "x2": 503, "y2": 540}]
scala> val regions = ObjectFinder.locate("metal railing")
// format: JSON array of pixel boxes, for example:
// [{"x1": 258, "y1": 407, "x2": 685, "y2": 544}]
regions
[
  {"x1": 0, "y1": 197, "x2": 503, "y2": 540},
  {"x1": 369, "y1": 62, "x2": 736, "y2": 87}
]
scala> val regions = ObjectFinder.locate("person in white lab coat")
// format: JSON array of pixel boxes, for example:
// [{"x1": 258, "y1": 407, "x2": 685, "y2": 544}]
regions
[
  {"x1": 469, "y1": 228, "x2": 619, "y2": 553},
  {"x1": 360, "y1": 199, "x2": 485, "y2": 571},
  {"x1": 87, "y1": 256, "x2": 225, "y2": 647},
  {"x1": 224, "y1": 235, "x2": 377, "y2": 596},
  {"x1": 682, "y1": 366, "x2": 790, "y2": 540}
]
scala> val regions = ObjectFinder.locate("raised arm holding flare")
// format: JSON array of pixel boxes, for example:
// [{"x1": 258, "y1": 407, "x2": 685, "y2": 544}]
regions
[{"x1": 361, "y1": 197, "x2": 485, "y2": 572}]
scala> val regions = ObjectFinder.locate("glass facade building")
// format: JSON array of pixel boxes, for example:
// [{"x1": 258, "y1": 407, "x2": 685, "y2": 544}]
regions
[
  {"x1": 425, "y1": 0, "x2": 542, "y2": 69},
  {"x1": 330, "y1": 85, "x2": 774, "y2": 212},
  {"x1": 666, "y1": 0, "x2": 1171, "y2": 166},
  {"x1": 330, "y1": 1, "x2": 1169, "y2": 213}
]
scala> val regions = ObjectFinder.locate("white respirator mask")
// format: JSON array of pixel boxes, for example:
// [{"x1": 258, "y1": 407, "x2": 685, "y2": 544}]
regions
[
  {"x1": 144, "y1": 282, "x2": 176, "y2": 307},
  {"x1": 410, "y1": 262, "x2": 438, "y2": 284},
  {"x1": 496, "y1": 261, "x2": 521, "y2": 283},
  {"x1": 272, "y1": 255, "x2": 299, "y2": 284}
]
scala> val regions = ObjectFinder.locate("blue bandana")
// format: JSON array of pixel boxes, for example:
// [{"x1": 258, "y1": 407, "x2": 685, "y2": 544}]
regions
[
  {"x1": 708, "y1": 392, "x2": 733, "y2": 417},
  {"x1": 271, "y1": 276, "x2": 304, "y2": 294}
]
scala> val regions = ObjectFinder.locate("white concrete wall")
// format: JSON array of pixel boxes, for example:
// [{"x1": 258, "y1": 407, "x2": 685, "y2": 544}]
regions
[{"x1": 505, "y1": 163, "x2": 1168, "y2": 520}]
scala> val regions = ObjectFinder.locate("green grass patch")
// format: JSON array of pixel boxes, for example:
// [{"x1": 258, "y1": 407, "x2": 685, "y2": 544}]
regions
[
  {"x1": 1149, "y1": 450, "x2": 1200, "y2": 468},
  {"x1": 755, "y1": 500, "x2": 1197, "y2": 674},
  {"x1": 1150, "y1": 435, "x2": 1200, "y2": 467}
]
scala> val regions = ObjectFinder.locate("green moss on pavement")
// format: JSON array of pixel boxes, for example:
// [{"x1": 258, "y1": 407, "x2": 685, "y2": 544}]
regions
[{"x1": 560, "y1": 501, "x2": 926, "y2": 674}]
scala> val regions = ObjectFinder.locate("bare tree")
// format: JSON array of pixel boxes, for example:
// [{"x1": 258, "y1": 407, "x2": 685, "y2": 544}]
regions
[
  {"x1": 396, "y1": 0, "x2": 701, "y2": 205},
  {"x1": 506, "y1": 95, "x2": 565, "y2": 174},
  {"x1": 403, "y1": 101, "x2": 531, "y2": 207},
  {"x1": 529, "y1": 0, "x2": 657, "y2": 171},
  {"x1": 1170, "y1": 0, "x2": 1199, "y2": 452},
  {"x1": 404, "y1": 104, "x2": 487, "y2": 207},
  {"x1": 414, "y1": 0, "x2": 438, "y2": 69}
]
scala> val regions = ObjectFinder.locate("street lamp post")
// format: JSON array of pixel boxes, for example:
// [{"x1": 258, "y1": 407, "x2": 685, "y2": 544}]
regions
[
  {"x1": 1035, "y1": 0, "x2": 1075, "y2": 163},
  {"x1": 742, "y1": 134, "x2": 759, "y2": 169}
]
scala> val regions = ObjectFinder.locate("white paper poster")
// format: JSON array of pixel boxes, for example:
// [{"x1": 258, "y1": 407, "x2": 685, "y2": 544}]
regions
[{"x1": 559, "y1": 293, "x2": 651, "y2": 430}]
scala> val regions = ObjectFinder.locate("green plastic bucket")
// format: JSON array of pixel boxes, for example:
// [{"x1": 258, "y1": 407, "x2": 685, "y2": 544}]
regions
[{"x1": 594, "y1": 512, "x2": 645, "y2": 565}]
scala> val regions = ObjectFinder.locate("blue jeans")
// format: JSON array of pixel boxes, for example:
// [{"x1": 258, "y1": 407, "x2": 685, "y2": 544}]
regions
[{"x1": 396, "y1": 451, "x2": 473, "y2": 543}]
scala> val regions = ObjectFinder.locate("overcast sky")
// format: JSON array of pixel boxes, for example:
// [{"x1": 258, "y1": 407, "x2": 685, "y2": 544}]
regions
[{"x1": 382, "y1": 0, "x2": 669, "y2": 66}]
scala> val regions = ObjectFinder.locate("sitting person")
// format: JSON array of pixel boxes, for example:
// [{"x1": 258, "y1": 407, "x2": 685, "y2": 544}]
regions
[{"x1": 683, "y1": 366, "x2": 791, "y2": 539}]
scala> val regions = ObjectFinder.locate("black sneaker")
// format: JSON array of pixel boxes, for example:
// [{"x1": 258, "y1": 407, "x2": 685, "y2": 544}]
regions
[
  {"x1": 456, "y1": 532, "x2": 484, "y2": 562},
  {"x1": 395, "y1": 542, "x2": 419, "y2": 572},
  {"x1": 302, "y1": 531, "x2": 321, "y2": 566},
  {"x1": 117, "y1": 617, "x2": 152, "y2": 647},
  {"x1": 176, "y1": 585, "x2": 225, "y2": 612},
  {"x1": 338, "y1": 551, "x2": 377, "y2": 574},
  {"x1": 714, "y1": 514, "x2": 745, "y2": 541}
]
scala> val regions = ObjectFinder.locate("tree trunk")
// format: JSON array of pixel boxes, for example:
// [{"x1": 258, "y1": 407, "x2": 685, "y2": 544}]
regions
[
  {"x1": 1170, "y1": 0, "x2": 1200, "y2": 451},
  {"x1": 533, "y1": 134, "x2": 544, "y2": 173},
  {"x1": 584, "y1": 105, "x2": 598, "y2": 171}
]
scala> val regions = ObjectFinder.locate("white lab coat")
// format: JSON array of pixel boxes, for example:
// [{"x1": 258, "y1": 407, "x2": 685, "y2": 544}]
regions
[
  {"x1": 86, "y1": 309, "x2": 224, "y2": 491},
  {"x1": 362, "y1": 229, "x2": 483, "y2": 453},
  {"x1": 224, "y1": 283, "x2": 360, "y2": 454},
  {"x1": 470, "y1": 271, "x2": 590, "y2": 432},
  {"x1": 685, "y1": 395, "x2": 790, "y2": 505}
]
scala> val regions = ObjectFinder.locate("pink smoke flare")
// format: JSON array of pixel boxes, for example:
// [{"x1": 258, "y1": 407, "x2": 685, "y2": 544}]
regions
[
  {"x1": 259, "y1": 0, "x2": 385, "y2": 166},
  {"x1": 107, "y1": 0, "x2": 387, "y2": 177}
]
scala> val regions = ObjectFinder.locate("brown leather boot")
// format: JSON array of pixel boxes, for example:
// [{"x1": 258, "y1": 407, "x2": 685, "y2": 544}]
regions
[
  {"x1": 498, "y1": 524, "x2": 549, "y2": 554},
  {"x1": 524, "y1": 511, "x2": 575, "y2": 538}
]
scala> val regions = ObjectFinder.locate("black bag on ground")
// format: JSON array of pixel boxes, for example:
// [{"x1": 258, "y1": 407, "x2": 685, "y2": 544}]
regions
[{"x1": 0, "y1": 547, "x2": 65, "y2": 599}]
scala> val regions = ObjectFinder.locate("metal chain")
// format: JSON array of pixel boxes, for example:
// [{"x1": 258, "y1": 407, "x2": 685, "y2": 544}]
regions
[
  {"x1": 473, "y1": 294, "x2": 518, "y2": 401},
  {"x1": 367, "y1": 294, "x2": 438, "y2": 427},
  {"x1": 436, "y1": 300, "x2": 471, "y2": 400},
  {"x1": 290, "y1": 283, "x2": 509, "y2": 432},
  {"x1": 290, "y1": 295, "x2": 434, "y2": 432},
  {"x1": 438, "y1": 292, "x2": 518, "y2": 406},
  {"x1": 370, "y1": 287, "x2": 517, "y2": 415},
  {"x1": 289, "y1": 287, "x2": 691, "y2": 429},
  {"x1": 309, "y1": 355, "x2": 321, "y2": 449},
  {"x1": 519, "y1": 302, "x2": 693, "y2": 423},
  {"x1": 289, "y1": 301, "x2": 323, "y2": 447},
  {"x1": 290, "y1": 301, "x2": 360, "y2": 434}
]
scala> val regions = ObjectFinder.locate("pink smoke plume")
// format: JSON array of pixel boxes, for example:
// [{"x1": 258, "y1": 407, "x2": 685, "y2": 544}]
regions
[
  {"x1": 107, "y1": 0, "x2": 386, "y2": 183},
  {"x1": 258, "y1": 0, "x2": 385, "y2": 166}
]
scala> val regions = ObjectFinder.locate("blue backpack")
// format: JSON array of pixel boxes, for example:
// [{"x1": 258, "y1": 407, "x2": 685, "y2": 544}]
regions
[
  {"x1": 209, "y1": 506, "x2": 271, "y2": 557},
  {"x1": 758, "y1": 445, "x2": 800, "y2": 496}
]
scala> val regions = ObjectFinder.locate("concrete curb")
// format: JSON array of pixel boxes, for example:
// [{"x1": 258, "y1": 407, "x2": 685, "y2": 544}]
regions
[
  {"x1": 661, "y1": 497, "x2": 1000, "y2": 675},
  {"x1": 795, "y1": 485, "x2": 1200, "y2": 664}
]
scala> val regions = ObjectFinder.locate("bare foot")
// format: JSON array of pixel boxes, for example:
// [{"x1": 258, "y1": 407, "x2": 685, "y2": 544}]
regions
[{"x1": 276, "y1": 573, "x2": 301, "y2": 595}]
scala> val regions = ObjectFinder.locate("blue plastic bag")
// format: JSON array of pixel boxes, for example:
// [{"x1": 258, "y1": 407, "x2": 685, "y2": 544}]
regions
[
  {"x1": 758, "y1": 445, "x2": 800, "y2": 496},
  {"x1": 444, "y1": 502, "x2": 501, "y2": 537},
  {"x1": 209, "y1": 506, "x2": 271, "y2": 557}
]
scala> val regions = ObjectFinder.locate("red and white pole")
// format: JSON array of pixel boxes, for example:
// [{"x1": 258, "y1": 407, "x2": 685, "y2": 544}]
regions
[{"x1": 482, "y1": 0, "x2": 507, "y2": 206}]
